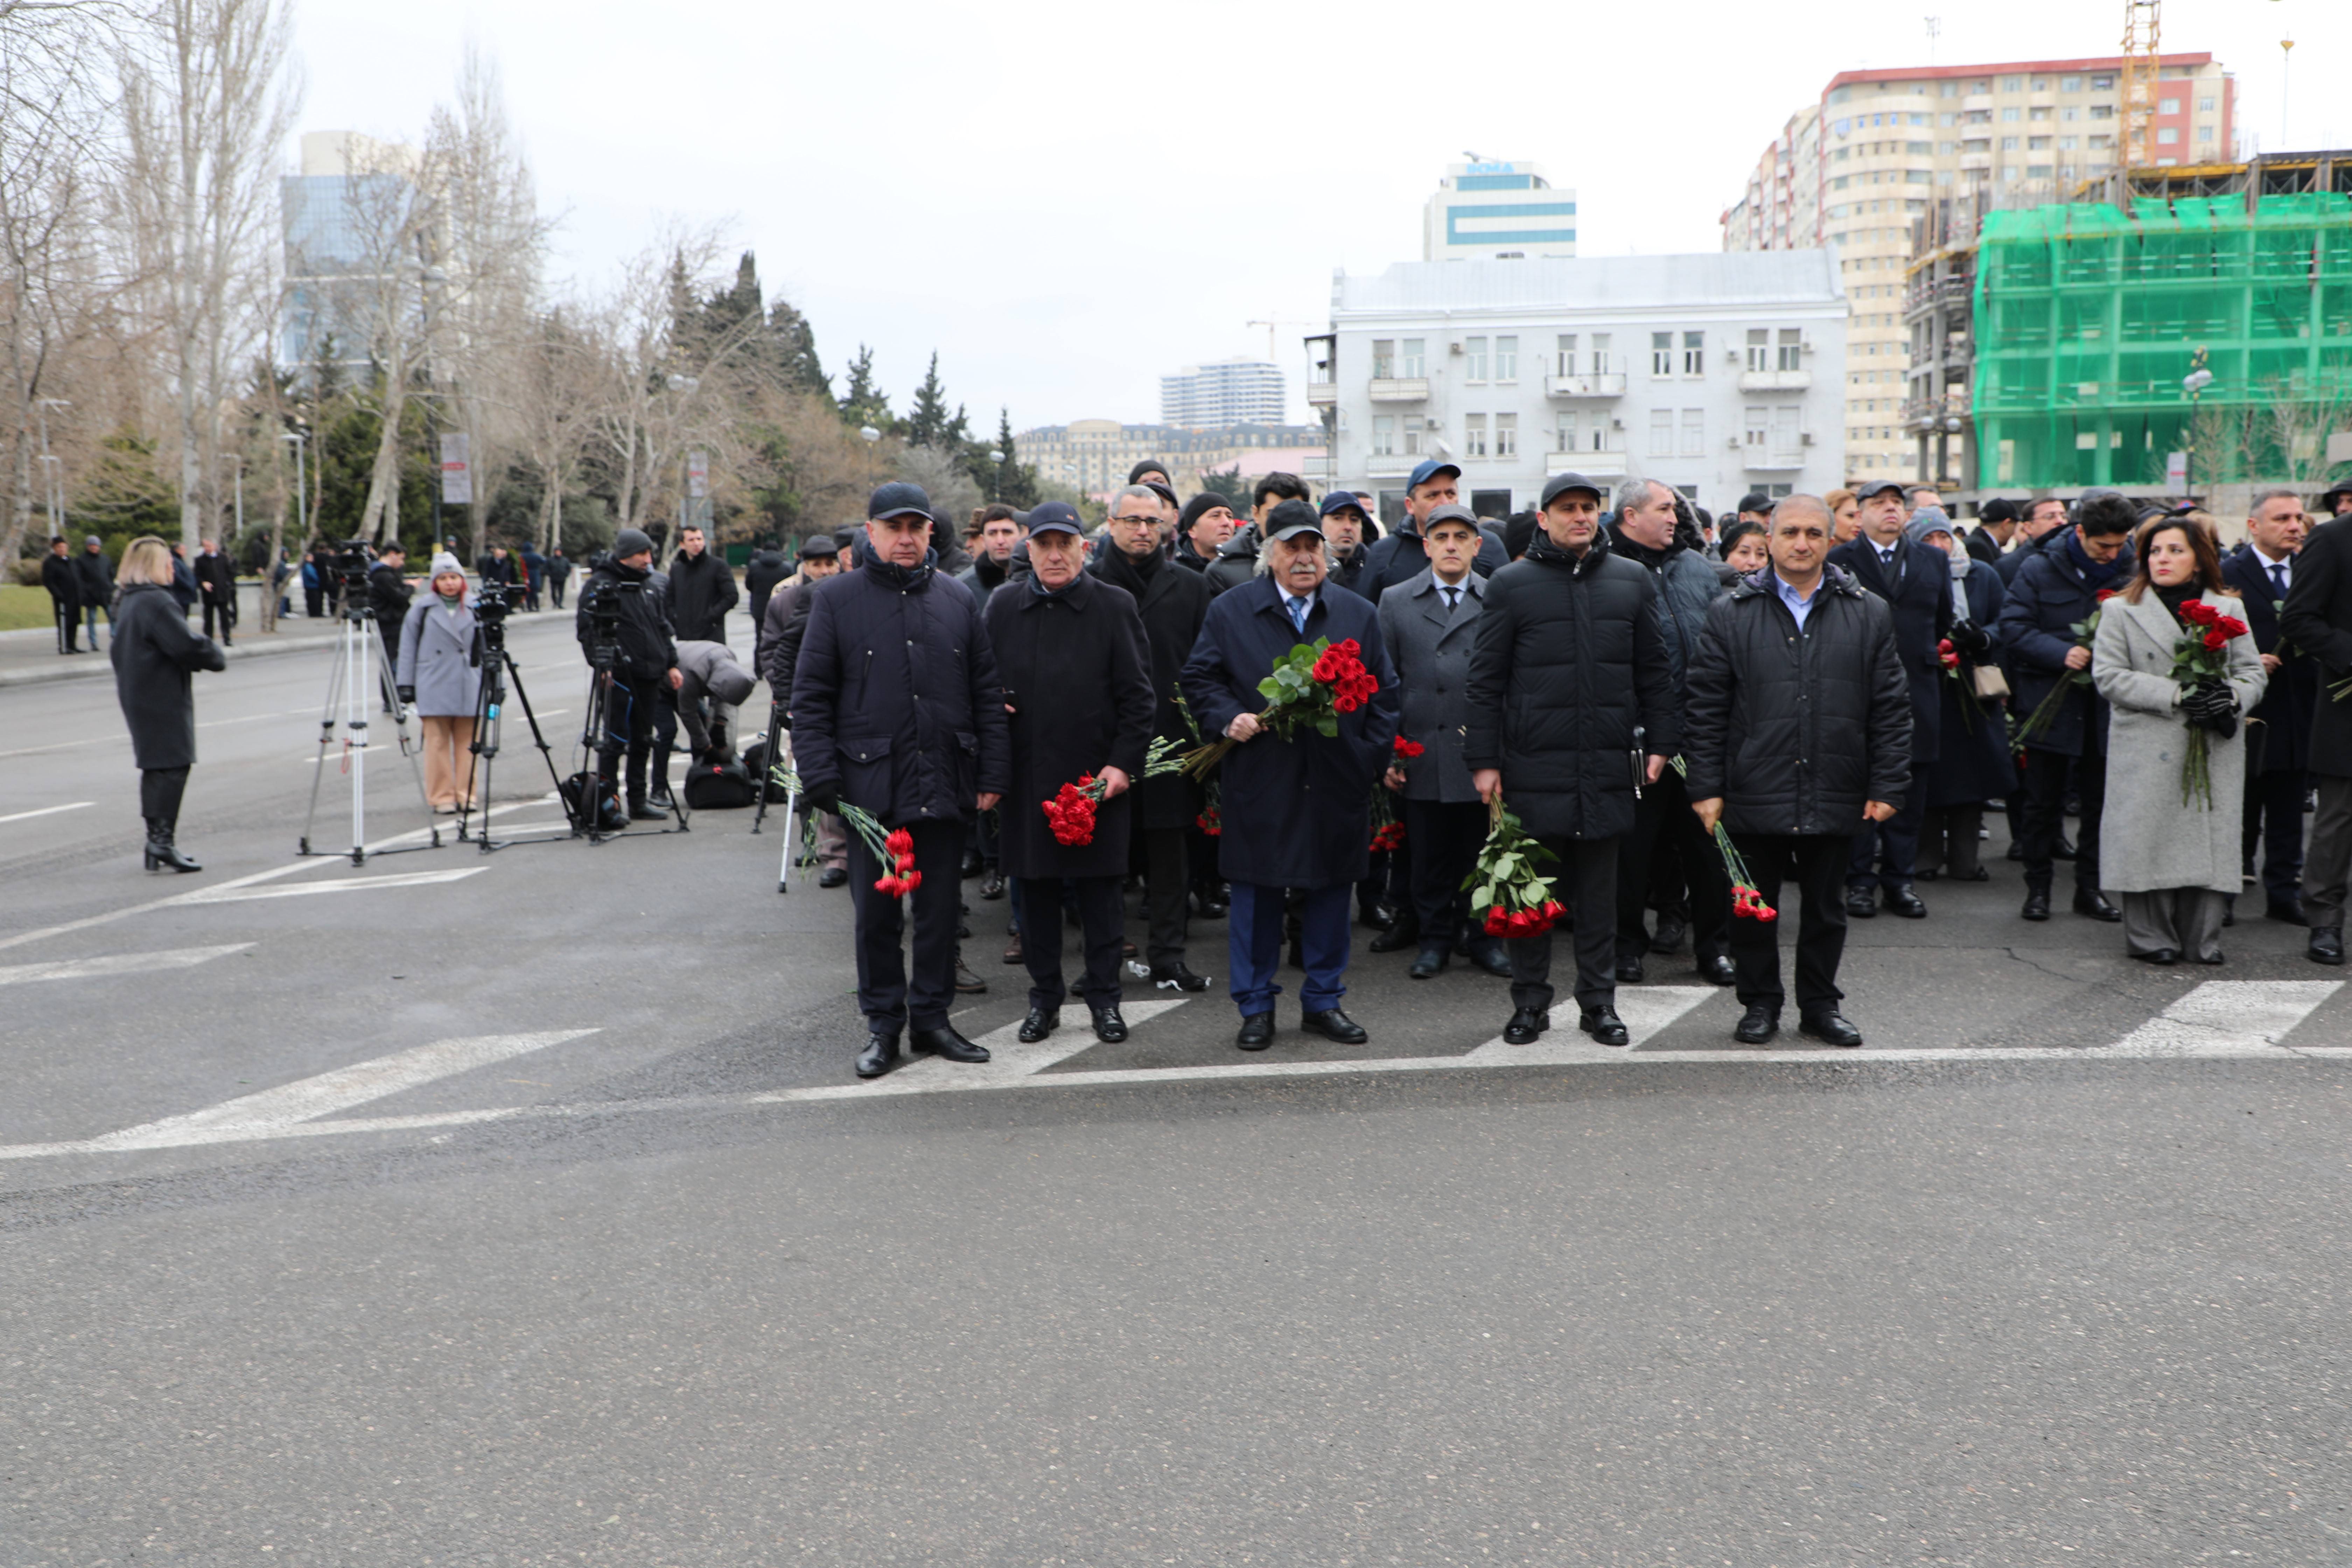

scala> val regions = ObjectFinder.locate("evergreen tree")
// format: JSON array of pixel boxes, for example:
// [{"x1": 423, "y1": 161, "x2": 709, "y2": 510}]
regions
[
  {"x1": 839, "y1": 345, "x2": 894, "y2": 433},
  {"x1": 993, "y1": 407, "x2": 1039, "y2": 508},
  {"x1": 766, "y1": 296, "x2": 828, "y2": 403},
  {"x1": 904, "y1": 351, "x2": 953, "y2": 448}
]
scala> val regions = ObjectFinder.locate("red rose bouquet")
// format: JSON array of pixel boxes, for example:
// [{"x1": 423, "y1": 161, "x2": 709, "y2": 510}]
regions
[
  {"x1": 1182, "y1": 636, "x2": 1381, "y2": 778},
  {"x1": 1463, "y1": 795, "x2": 1562, "y2": 938},
  {"x1": 2170, "y1": 598, "x2": 2250, "y2": 808},
  {"x1": 1040, "y1": 737, "x2": 1187, "y2": 847}
]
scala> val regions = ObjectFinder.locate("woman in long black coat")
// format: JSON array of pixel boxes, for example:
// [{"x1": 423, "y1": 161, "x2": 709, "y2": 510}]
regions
[{"x1": 110, "y1": 537, "x2": 226, "y2": 872}]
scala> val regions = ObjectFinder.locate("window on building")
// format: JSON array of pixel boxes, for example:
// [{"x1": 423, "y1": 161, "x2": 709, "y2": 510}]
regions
[
  {"x1": 2030, "y1": 77, "x2": 2047, "y2": 91},
  {"x1": 1400, "y1": 338, "x2": 1425, "y2": 378},
  {"x1": 2157, "y1": 126, "x2": 2179, "y2": 145},
  {"x1": 2159, "y1": 97, "x2": 2180, "y2": 115},
  {"x1": 1371, "y1": 415, "x2": 1395, "y2": 456},
  {"x1": 2059, "y1": 135, "x2": 2078, "y2": 151},
  {"x1": 1778, "y1": 328, "x2": 1803, "y2": 371},
  {"x1": 1832, "y1": 146, "x2": 1849, "y2": 162},
  {"x1": 1649, "y1": 409, "x2": 1674, "y2": 455},
  {"x1": 1744, "y1": 406, "x2": 1768, "y2": 449},
  {"x1": 1906, "y1": 140, "x2": 1931, "y2": 154},
  {"x1": 2028, "y1": 106, "x2": 2051, "y2": 122},
  {"x1": 1773, "y1": 406, "x2": 1801, "y2": 457},
  {"x1": 2090, "y1": 73, "x2": 2114, "y2": 89},
  {"x1": 1651, "y1": 331, "x2": 1674, "y2": 377},
  {"x1": 1939, "y1": 140, "x2": 1959, "y2": 154},
  {"x1": 2027, "y1": 163, "x2": 2054, "y2": 179},
  {"x1": 2029, "y1": 135, "x2": 2052, "y2": 150},
  {"x1": 2001, "y1": 106, "x2": 2019, "y2": 122},
  {"x1": 1464, "y1": 336, "x2": 1487, "y2": 381},
  {"x1": 1939, "y1": 81, "x2": 1957, "y2": 97},
  {"x1": 1494, "y1": 335, "x2": 1518, "y2": 382},
  {"x1": 1554, "y1": 411, "x2": 1577, "y2": 454},
  {"x1": 2197, "y1": 95, "x2": 2216, "y2": 113},
  {"x1": 1463, "y1": 413, "x2": 1487, "y2": 458},
  {"x1": 1683, "y1": 331, "x2": 1706, "y2": 376},
  {"x1": 1372, "y1": 339, "x2": 1395, "y2": 379},
  {"x1": 2197, "y1": 123, "x2": 2215, "y2": 142},
  {"x1": 1832, "y1": 175, "x2": 1850, "y2": 190},
  {"x1": 1680, "y1": 410, "x2": 1704, "y2": 457},
  {"x1": 1938, "y1": 112, "x2": 1956, "y2": 127},
  {"x1": 2061, "y1": 75, "x2": 2081, "y2": 92},
  {"x1": 2061, "y1": 106, "x2": 2080, "y2": 122},
  {"x1": 1403, "y1": 416, "x2": 1423, "y2": 456},
  {"x1": 1495, "y1": 412, "x2": 1517, "y2": 458},
  {"x1": 1746, "y1": 328, "x2": 1770, "y2": 372},
  {"x1": 2089, "y1": 133, "x2": 2113, "y2": 148},
  {"x1": 1963, "y1": 137, "x2": 1990, "y2": 153},
  {"x1": 2090, "y1": 103, "x2": 2115, "y2": 120},
  {"x1": 2000, "y1": 76, "x2": 2022, "y2": 92},
  {"x1": 1555, "y1": 333, "x2": 1576, "y2": 377},
  {"x1": 1938, "y1": 169, "x2": 1956, "y2": 185},
  {"x1": 2001, "y1": 135, "x2": 2019, "y2": 151},
  {"x1": 1590, "y1": 332, "x2": 1611, "y2": 375}
]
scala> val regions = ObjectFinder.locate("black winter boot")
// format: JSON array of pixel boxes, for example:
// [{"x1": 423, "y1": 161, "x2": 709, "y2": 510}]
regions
[{"x1": 146, "y1": 817, "x2": 201, "y2": 873}]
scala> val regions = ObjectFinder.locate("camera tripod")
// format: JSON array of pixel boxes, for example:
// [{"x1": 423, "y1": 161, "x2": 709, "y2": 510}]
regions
[
  {"x1": 299, "y1": 603, "x2": 442, "y2": 864},
  {"x1": 454, "y1": 621, "x2": 569, "y2": 852},
  {"x1": 573, "y1": 666, "x2": 692, "y2": 844}
]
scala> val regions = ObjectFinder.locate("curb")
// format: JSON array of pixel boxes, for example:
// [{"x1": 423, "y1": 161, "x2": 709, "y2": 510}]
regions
[{"x1": 0, "y1": 632, "x2": 345, "y2": 690}]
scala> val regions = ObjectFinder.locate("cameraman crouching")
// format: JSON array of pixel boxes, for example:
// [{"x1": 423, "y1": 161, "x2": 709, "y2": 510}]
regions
[
  {"x1": 674, "y1": 639, "x2": 755, "y2": 762},
  {"x1": 576, "y1": 527, "x2": 682, "y2": 828}
]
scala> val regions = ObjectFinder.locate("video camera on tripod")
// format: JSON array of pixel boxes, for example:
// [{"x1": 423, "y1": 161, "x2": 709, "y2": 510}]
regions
[
  {"x1": 576, "y1": 574, "x2": 638, "y2": 673},
  {"x1": 327, "y1": 539, "x2": 374, "y2": 614},
  {"x1": 469, "y1": 579, "x2": 514, "y2": 663}
]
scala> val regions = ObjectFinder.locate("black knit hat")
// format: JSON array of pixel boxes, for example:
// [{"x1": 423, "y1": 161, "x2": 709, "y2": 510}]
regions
[{"x1": 1179, "y1": 492, "x2": 1234, "y2": 532}]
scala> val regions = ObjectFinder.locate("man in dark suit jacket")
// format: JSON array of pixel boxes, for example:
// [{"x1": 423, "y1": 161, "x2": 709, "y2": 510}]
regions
[
  {"x1": 1994, "y1": 497, "x2": 2070, "y2": 586},
  {"x1": 1966, "y1": 497, "x2": 2018, "y2": 566},
  {"x1": 1827, "y1": 480, "x2": 1973, "y2": 919},
  {"x1": 193, "y1": 538, "x2": 237, "y2": 645},
  {"x1": 2223, "y1": 489, "x2": 2317, "y2": 924},
  {"x1": 2282, "y1": 506, "x2": 2352, "y2": 965}
]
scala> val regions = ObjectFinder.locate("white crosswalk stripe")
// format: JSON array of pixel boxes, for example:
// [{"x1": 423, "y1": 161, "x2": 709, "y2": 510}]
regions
[
  {"x1": 2092, "y1": 979, "x2": 2343, "y2": 1056},
  {"x1": 0, "y1": 944, "x2": 253, "y2": 988}
]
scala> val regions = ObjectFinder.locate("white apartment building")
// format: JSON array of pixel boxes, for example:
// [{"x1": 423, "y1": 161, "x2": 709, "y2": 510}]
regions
[
  {"x1": 1160, "y1": 359, "x2": 1286, "y2": 428},
  {"x1": 1310, "y1": 254, "x2": 1848, "y2": 524},
  {"x1": 1423, "y1": 160, "x2": 1576, "y2": 262},
  {"x1": 1722, "y1": 53, "x2": 2236, "y2": 480}
]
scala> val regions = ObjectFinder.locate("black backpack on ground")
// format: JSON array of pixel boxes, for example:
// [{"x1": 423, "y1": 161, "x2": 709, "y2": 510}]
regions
[{"x1": 683, "y1": 754, "x2": 756, "y2": 810}]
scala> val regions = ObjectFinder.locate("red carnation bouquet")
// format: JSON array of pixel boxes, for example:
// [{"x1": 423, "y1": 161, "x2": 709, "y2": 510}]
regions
[
  {"x1": 1368, "y1": 735, "x2": 1422, "y2": 851},
  {"x1": 1463, "y1": 795, "x2": 1562, "y2": 938},
  {"x1": 1392, "y1": 735, "x2": 1426, "y2": 759},
  {"x1": 2171, "y1": 597, "x2": 2250, "y2": 807},
  {"x1": 1039, "y1": 737, "x2": 1187, "y2": 848},
  {"x1": 1182, "y1": 636, "x2": 1380, "y2": 778},
  {"x1": 1710, "y1": 821, "x2": 1777, "y2": 923}
]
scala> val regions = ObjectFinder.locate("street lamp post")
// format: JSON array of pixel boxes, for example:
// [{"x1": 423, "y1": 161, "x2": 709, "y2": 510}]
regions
[
  {"x1": 667, "y1": 375, "x2": 702, "y2": 556},
  {"x1": 2182, "y1": 347, "x2": 2215, "y2": 496},
  {"x1": 281, "y1": 429, "x2": 309, "y2": 543},
  {"x1": 986, "y1": 448, "x2": 1002, "y2": 503},
  {"x1": 859, "y1": 424, "x2": 880, "y2": 491},
  {"x1": 35, "y1": 398, "x2": 70, "y2": 535}
]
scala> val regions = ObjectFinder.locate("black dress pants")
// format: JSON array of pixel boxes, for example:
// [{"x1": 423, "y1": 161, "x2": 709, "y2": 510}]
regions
[
  {"x1": 1617, "y1": 770, "x2": 1731, "y2": 963},
  {"x1": 1847, "y1": 764, "x2": 1925, "y2": 890},
  {"x1": 1020, "y1": 871, "x2": 1125, "y2": 1013},
  {"x1": 2244, "y1": 766, "x2": 2307, "y2": 906},
  {"x1": 1141, "y1": 827, "x2": 1190, "y2": 969},
  {"x1": 1726, "y1": 831, "x2": 1853, "y2": 1018},
  {"x1": 1402, "y1": 797, "x2": 1487, "y2": 949},
  {"x1": 2019, "y1": 745, "x2": 2104, "y2": 892},
  {"x1": 203, "y1": 597, "x2": 234, "y2": 642},
  {"x1": 596, "y1": 674, "x2": 660, "y2": 803},
  {"x1": 848, "y1": 818, "x2": 965, "y2": 1033},
  {"x1": 1505, "y1": 835, "x2": 1619, "y2": 1016}
]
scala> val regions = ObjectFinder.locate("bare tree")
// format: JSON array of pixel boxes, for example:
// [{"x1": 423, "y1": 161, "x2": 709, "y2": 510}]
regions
[
  {"x1": 507, "y1": 303, "x2": 599, "y2": 555},
  {"x1": 118, "y1": 0, "x2": 299, "y2": 551}
]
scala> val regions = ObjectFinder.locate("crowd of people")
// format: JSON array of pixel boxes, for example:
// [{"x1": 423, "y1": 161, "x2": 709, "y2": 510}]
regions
[{"x1": 84, "y1": 459, "x2": 2352, "y2": 1080}]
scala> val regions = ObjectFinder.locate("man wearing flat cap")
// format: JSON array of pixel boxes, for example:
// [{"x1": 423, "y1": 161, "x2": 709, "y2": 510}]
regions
[
  {"x1": 793, "y1": 481, "x2": 1011, "y2": 1079},
  {"x1": 1182, "y1": 499, "x2": 1400, "y2": 1049}
]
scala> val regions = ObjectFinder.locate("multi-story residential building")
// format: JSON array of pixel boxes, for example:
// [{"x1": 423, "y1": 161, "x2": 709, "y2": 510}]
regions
[
  {"x1": 1424, "y1": 160, "x2": 1576, "y2": 262},
  {"x1": 1723, "y1": 54, "x2": 2236, "y2": 482},
  {"x1": 281, "y1": 130, "x2": 424, "y2": 377},
  {"x1": 1160, "y1": 359, "x2": 1286, "y2": 429},
  {"x1": 1013, "y1": 421, "x2": 1326, "y2": 501},
  {"x1": 1307, "y1": 254, "x2": 1847, "y2": 525}
]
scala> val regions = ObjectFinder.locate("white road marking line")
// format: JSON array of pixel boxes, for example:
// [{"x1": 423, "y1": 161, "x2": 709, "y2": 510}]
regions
[
  {"x1": 0, "y1": 943, "x2": 253, "y2": 988},
  {"x1": 2093, "y1": 979, "x2": 2344, "y2": 1056},
  {"x1": 0, "y1": 820, "x2": 459, "y2": 954},
  {"x1": 180, "y1": 867, "x2": 486, "y2": 903},
  {"x1": 1461, "y1": 985, "x2": 1717, "y2": 1064},
  {"x1": 0, "y1": 802, "x2": 94, "y2": 826},
  {"x1": 3, "y1": 1031, "x2": 600, "y2": 1157}
]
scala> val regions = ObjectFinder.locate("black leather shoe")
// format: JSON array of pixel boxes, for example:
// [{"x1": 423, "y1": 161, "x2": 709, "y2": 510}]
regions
[
  {"x1": 1017, "y1": 1007, "x2": 1058, "y2": 1043},
  {"x1": 2196, "y1": 950, "x2": 2226, "y2": 966},
  {"x1": 1883, "y1": 884, "x2": 1927, "y2": 919},
  {"x1": 912, "y1": 1026, "x2": 990, "y2": 1064},
  {"x1": 1369, "y1": 920, "x2": 1421, "y2": 954},
  {"x1": 2073, "y1": 889, "x2": 2123, "y2": 923},
  {"x1": 1798, "y1": 1011, "x2": 1863, "y2": 1048},
  {"x1": 2309, "y1": 928, "x2": 2345, "y2": 966},
  {"x1": 2132, "y1": 947, "x2": 2180, "y2": 966},
  {"x1": 1914, "y1": 866, "x2": 1940, "y2": 882},
  {"x1": 2052, "y1": 835, "x2": 2078, "y2": 861},
  {"x1": 1502, "y1": 1006, "x2": 1550, "y2": 1044},
  {"x1": 1090, "y1": 1003, "x2": 1128, "y2": 1043},
  {"x1": 1236, "y1": 1012, "x2": 1275, "y2": 1050},
  {"x1": 2267, "y1": 896, "x2": 2309, "y2": 927},
  {"x1": 1408, "y1": 946, "x2": 1447, "y2": 980},
  {"x1": 1697, "y1": 954, "x2": 1737, "y2": 986},
  {"x1": 1649, "y1": 914, "x2": 1687, "y2": 955},
  {"x1": 855, "y1": 1034, "x2": 901, "y2": 1079},
  {"x1": 1579, "y1": 1006, "x2": 1630, "y2": 1047},
  {"x1": 629, "y1": 798, "x2": 669, "y2": 821},
  {"x1": 818, "y1": 866, "x2": 848, "y2": 889},
  {"x1": 1300, "y1": 1008, "x2": 1368, "y2": 1044},
  {"x1": 2021, "y1": 888, "x2": 2052, "y2": 922},
  {"x1": 1845, "y1": 887, "x2": 1878, "y2": 919},
  {"x1": 1734, "y1": 1004, "x2": 1779, "y2": 1044},
  {"x1": 1949, "y1": 865, "x2": 1991, "y2": 882},
  {"x1": 1361, "y1": 901, "x2": 1398, "y2": 931},
  {"x1": 1615, "y1": 954, "x2": 1645, "y2": 983},
  {"x1": 979, "y1": 872, "x2": 1006, "y2": 901},
  {"x1": 1150, "y1": 963, "x2": 1210, "y2": 992},
  {"x1": 1466, "y1": 939, "x2": 1512, "y2": 978}
]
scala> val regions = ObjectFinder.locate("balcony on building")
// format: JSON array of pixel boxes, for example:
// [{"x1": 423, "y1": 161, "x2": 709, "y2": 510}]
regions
[
  {"x1": 1742, "y1": 444, "x2": 1810, "y2": 472},
  {"x1": 1737, "y1": 368, "x2": 1813, "y2": 391},
  {"x1": 1300, "y1": 455, "x2": 1334, "y2": 479},
  {"x1": 1367, "y1": 378, "x2": 1430, "y2": 402},
  {"x1": 1544, "y1": 371, "x2": 1627, "y2": 399},
  {"x1": 1545, "y1": 440, "x2": 1628, "y2": 478},
  {"x1": 1305, "y1": 379, "x2": 1337, "y2": 408},
  {"x1": 1364, "y1": 452, "x2": 1421, "y2": 477}
]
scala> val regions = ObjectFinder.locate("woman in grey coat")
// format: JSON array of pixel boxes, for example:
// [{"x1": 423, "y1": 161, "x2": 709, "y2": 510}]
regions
[
  {"x1": 396, "y1": 553, "x2": 483, "y2": 812},
  {"x1": 2092, "y1": 518, "x2": 2266, "y2": 964},
  {"x1": 109, "y1": 536, "x2": 225, "y2": 872}
]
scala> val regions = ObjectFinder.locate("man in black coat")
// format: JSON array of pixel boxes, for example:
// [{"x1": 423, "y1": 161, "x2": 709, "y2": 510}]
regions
[
  {"x1": 667, "y1": 524, "x2": 738, "y2": 644},
  {"x1": 2282, "y1": 508, "x2": 2352, "y2": 965},
  {"x1": 1091, "y1": 486, "x2": 1216, "y2": 992},
  {"x1": 1997, "y1": 492, "x2": 2135, "y2": 924},
  {"x1": 743, "y1": 541, "x2": 790, "y2": 630},
  {"x1": 1994, "y1": 497, "x2": 2070, "y2": 586},
  {"x1": 546, "y1": 547, "x2": 571, "y2": 608},
  {"x1": 1358, "y1": 460, "x2": 1507, "y2": 601},
  {"x1": 1828, "y1": 478, "x2": 1972, "y2": 920},
  {"x1": 793, "y1": 482, "x2": 1012, "y2": 1077},
  {"x1": 573, "y1": 527, "x2": 682, "y2": 827},
  {"x1": 477, "y1": 545, "x2": 517, "y2": 589},
  {"x1": 1181, "y1": 500, "x2": 1399, "y2": 1049},
  {"x1": 1966, "y1": 497, "x2": 2018, "y2": 566},
  {"x1": 1464, "y1": 472, "x2": 1678, "y2": 1049},
  {"x1": 2223, "y1": 489, "x2": 2317, "y2": 925},
  {"x1": 992, "y1": 510, "x2": 1156, "y2": 1044},
  {"x1": 366, "y1": 542, "x2": 413, "y2": 633},
  {"x1": 73, "y1": 535, "x2": 114, "y2": 650},
  {"x1": 41, "y1": 537, "x2": 80, "y2": 653},
  {"x1": 1685, "y1": 495, "x2": 1910, "y2": 1048},
  {"x1": 193, "y1": 537, "x2": 237, "y2": 645}
]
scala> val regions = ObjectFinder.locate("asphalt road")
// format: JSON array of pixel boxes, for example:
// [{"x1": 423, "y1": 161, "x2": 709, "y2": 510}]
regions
[{"x1": 3, "y1": 607, "x2": 2348, "y2": 1566}]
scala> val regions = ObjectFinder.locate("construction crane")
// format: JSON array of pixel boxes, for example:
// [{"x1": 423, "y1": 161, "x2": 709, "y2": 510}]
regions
[
  {"x1": 2121, "y1": 0, "x2": 2161, "y2": 169},
  {"x1": 1246, "y1": 318, "x2": 1311, "y2": 365}
]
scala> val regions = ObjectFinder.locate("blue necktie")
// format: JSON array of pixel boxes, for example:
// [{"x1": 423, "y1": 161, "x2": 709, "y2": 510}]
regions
[
  {"x1": 2272, "y1": 562, "x2": 2288, "y2": 599},
  {"x1": 1288, "y1": 595, "x2": 1308, "y2": 634}
]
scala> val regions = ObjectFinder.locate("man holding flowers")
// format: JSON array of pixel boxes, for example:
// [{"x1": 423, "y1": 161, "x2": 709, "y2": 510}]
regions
[{"x1": 1180, "y1": 500, "x2": 1399, "y2": 1050}]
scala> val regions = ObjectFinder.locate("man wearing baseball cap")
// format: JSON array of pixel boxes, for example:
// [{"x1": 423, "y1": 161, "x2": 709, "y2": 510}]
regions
[
  {"x1": 792, "y1": 481, "x2": 1012, "y2": 1078},
  {"x1": 1358, "y1": 459, "x2": 1506, "y2": 601}
]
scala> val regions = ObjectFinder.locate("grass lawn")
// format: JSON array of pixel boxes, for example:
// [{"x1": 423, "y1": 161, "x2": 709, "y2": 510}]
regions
[{"x1": 0, "y1": 582, "x2": 60, "y2": 631}]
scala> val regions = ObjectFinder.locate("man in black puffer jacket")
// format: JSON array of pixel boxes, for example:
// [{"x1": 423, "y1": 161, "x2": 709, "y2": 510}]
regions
[
  {"x1": 1684, "y1": 494, "x2": 1912, "y2": 1049},
  {"x1": 666, "y1": 523, "x2": 738, "y2": 643},
  {"x1": 1464, "y1": 471, "x2": 1678, "y2": 1050}
]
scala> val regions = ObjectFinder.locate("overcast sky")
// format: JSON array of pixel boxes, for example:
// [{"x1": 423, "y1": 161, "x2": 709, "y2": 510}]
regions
[{"x1": 294, "y1": 0, "x2": 2344, "y2": 434}]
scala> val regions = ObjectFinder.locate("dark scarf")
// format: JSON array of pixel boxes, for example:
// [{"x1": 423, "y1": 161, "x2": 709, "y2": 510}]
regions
[
  {"x1": 1608, "y1": 525, "x2": 1680, "y2": 571},
  {"x1": 2155, "y1": 581, "x2": 2206, "y2": 620},
  {"x1": 867, "y1": 549, "x2": 937, "y2": 591},
  {"x1": 2062, "y1": 528, "x2": 2123, "y2": 590},
  {"x1": 970, "y1": 551, "x2": 1008, "y2": 590},
  {"x1": 1028, "y1": 569, "x2": 1079, "y2": 601},
  {"x1": 1093, "y1": 539, "x2": 1162, "y2": 598}
]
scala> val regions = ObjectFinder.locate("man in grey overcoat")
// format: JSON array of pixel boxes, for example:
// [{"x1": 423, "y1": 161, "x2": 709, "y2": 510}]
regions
[{"x1": 1377, "y1": 504, "x2": 1507, "y2": 980}]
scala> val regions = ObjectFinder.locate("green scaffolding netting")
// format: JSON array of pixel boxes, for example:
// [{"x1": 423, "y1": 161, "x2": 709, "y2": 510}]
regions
[{"x1": 1972, "y1": 192, "x2": 2352, "y2": 489}]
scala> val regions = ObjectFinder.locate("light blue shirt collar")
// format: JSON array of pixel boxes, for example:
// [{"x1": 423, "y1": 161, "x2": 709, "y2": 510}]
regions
[{"x1": 1773, "y1": 569, "x2": 1821, "y2": 630}]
